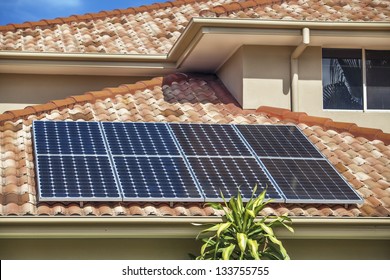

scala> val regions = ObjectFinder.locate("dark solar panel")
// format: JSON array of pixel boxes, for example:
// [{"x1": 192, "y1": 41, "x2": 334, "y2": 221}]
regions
[
  {"x1": 114, "y1": 156, "x2": 203, "y2": 201},
  {"x1": 187, "y1": 157, "x2": 283, "y2": 201},
  {"x1": 33, "y1": 121, "x2": 107, "y2": 155},
  {"x1": 36, "y1": 155, "x2": 121, "y2": 201},
  {"x1": 102, "y1": 122, "x2": 180, "y2": 156},
  {"x1": 170, "y1": 123, "x2": 252, "y2": 156},
  {"x1": 236, "y1": 125, "x2": 322, "y2": 158},
  {"x1": 261, "y1": 158, "x2": 363, "y2": 204},
  {"x1": 33, "y1": 121, "x2": 363, "y2": 205}
]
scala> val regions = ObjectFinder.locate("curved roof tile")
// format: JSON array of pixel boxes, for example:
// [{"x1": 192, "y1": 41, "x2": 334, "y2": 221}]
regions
[{"x1": 0, "y1": 73, "x2": 389, "y2": 217}]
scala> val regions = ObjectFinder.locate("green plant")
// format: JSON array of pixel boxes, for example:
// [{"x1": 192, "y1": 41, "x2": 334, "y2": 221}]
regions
[{"x1": 193, "y1": 187, "x2": 293, "y2": 260}]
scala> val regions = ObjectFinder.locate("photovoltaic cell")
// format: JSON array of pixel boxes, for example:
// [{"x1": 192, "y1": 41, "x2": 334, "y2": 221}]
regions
[
  {"x1": 33, "y1": 121, "x2": 107, "y2": 155},
  {"x1": 32, "y1": 121, "x2": 363, "y2": 205},
  {"x1": 102, "y1": 122, "x2": 180, "y2": 156},
  {"x1": 36, "y1": 155, "x2": 121, "y2": 201},
  {"x1": 114, "y1": 156, "x2": 203, "y2": 201},
  {"x1": 170, "y1": 123, "x2": 252, "y2": 156},
  {"x1": 187, "y1": 157, "x2": 282, "y2": 201},
  {"x1": 236, "y1": 125, "x2": 322, "y2": 158},
  {"x1": 261, "y1": 158, "x2": 362, "y2": 203}
]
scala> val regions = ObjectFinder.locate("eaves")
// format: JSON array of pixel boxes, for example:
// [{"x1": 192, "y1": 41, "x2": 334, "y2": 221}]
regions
[
  {"x1": 1, "y1": 19, "x2": 389, "y2": 76},
  {"x1": 0, "y1": 216, "x2": 389, "y2": 240}
]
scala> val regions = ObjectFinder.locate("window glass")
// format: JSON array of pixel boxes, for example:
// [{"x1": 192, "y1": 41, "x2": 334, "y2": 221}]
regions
[
  {"x1": 322, "y1": 49, "x2": 363, "y2": 110},
  {"x1": 366, "y1": 50, "x2": 390, "y2": 110}
]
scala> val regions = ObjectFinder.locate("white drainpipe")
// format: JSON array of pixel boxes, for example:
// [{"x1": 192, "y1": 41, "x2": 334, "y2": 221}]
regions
[{"x1": 291, "y1": 27, "x2": 310, "y2": 112}]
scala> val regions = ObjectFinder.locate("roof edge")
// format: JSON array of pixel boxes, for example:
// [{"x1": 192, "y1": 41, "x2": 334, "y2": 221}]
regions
[
  {"x1": 257, "y1": 106, "x2": 390, "y2": 145},
  {"x1": 0, "y1": 216, "x2": 389, "y2": 239},
  {"x1": 0, "y1": 0, "x2": 207, "y2": 32}
]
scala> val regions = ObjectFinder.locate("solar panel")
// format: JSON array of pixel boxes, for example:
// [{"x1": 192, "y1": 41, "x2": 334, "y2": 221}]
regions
[
  {"x1": 261, "y1": 158, "x2": 362, "y2": 204},
  {"x1": 187, "y1": 157, "x2": 282, "y2": 201},
  {"x1": 102, "y1": 122, "x2": 180, "y2": 156},
  {"x1": 114, "y1": 156, "x2": 203, "y2": 201},
  {"x1": 33, "y1": 121, "x2": 122, "y2": 201},
  {"x1": 33, "y1": 121, "x2": 107, "y2": 155},
  {"x1": 32, "y1": 121, "x2": 363, "y2": 205},
  {"x1": 236, "y1": 125, "x2": 322, "y2": 158},
  {"x1": 35, "y1": 155, "x2": 121, "y2": 201},
  {"x1": 170, "y1": 123, "x2": 252, "y2": 156}
]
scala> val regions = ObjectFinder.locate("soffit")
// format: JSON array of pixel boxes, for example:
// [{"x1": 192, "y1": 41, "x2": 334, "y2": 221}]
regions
[
  {"x1": 2, "y1": 19, "x2": 390, "y2": 75},
  {"x1": 174, "y1": 19, "x2": 390, "y2": 72}
]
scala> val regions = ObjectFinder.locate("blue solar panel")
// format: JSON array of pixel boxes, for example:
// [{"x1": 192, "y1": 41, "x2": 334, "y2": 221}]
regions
[
  {"x1": 102, "y1": 122, "x2": 180, "y2": 156},
  {"x1": 114, "y1": 156, "x2": 203, "y2": 201},
  {"x1": 236, "y1": 125, "x2": 322, "y2": 158},
  {"x1": 36, "y1": 155, "x2": 121, "y2": 201},
  {"x1": 33, "y1": 121, "x2": 107, "y2": 155},
  {"x1": 261, "y1": 158, "x2": 363, "y2": 204},
  {"x1": 187, "y1": 157, "x2": 283, "y2": 202},
  {"x1": 170, "y1": 123, "x2": 252, "y2": 156},
  {"x1": 32, "y1": 121, "x2": 363, "y2": 205}
]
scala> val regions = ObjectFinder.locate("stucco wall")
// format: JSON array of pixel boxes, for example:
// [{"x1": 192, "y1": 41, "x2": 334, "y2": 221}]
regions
[
  {"x1": 218, "y1": 45, "x2": 292, "y2": 110},
  {"x1": 298, "y1": 47, "x2": 390, "y2": 133},
  {"x1": 217, "y1": 47, "x2": 244, "y2": 106},
  {"x1": 243, "y1": 45, "x2": 292, "y2": 110},
  {"x1": 218, "y1": 45, "x2": 390, "y2": 133},
  {"x1": 1, "y1": 238, "x2": 389, "y2": 260},
  {"x1": 0, "y1": 74, "x2": 151, "y2": 113}
]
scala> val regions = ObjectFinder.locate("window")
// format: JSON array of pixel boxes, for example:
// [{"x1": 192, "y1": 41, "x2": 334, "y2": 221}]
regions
[
  {"x1": 366, "y1": 50, "x2": 390, "y2": 110},
  {"x1": 322, "y1": 48, "x2": 390, "y2": 110}
]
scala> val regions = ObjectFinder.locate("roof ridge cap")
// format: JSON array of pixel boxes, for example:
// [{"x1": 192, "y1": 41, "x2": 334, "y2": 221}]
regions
[
  {"x1": 200, "y1": 0, "x2": 283, "y2": 17},
  {"x1": 256, "y1": 106, "x2": 390, "y2": 145},
  {"x1": 0, "y1": 0, "x2": 208, "y2": 32}
]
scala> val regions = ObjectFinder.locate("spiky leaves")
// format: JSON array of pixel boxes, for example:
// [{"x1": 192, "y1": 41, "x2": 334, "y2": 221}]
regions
[{"x1": 195, "y1": 186, "x2": 293, "y2": 260}]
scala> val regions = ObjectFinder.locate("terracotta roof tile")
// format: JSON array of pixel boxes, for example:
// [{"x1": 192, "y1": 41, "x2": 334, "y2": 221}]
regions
[
  {"x1": 1, "y1": 73, "x2": 390, "y2": 218},
  {"x1": 1, "y1": 0, "x2": 389, "y2": 54}
]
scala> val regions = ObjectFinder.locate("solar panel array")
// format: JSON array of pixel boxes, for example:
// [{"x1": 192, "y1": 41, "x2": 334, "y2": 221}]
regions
[{"x1": 33, "y1": 121, "x2": 363, "y2": 204}]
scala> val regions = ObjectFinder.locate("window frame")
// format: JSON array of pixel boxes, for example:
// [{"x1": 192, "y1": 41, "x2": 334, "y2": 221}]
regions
[{"x1": 322, "y1": 48, "x2": 390, "y2": 113}]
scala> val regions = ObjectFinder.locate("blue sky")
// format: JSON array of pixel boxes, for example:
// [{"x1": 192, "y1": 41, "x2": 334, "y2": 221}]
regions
[{"x1": 0, "y1": 0, "x2": 163, "y2": 25}]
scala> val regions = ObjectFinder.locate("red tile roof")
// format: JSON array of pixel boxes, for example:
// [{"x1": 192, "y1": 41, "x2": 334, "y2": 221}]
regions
[
  {"x1": 0, "y1": 0, "x2": 388, "y2": 54},
  {"x1": 0, "y1": 73, "x2": 389, "y2": 217}
]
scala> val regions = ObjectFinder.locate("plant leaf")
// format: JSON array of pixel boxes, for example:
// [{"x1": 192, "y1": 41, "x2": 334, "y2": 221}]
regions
[
  {"x1": 247, "y1": 239, "x2": 260, "y2": 260},
  {"x1": 201, "y1": 223, "x2": 222, "y2": 233},
  {"x1": 266, "y1": 234, "x2": 290, "y2": 260},
  {"x1": 246, "y1": 208, "x2": 256, "y2": 218},
  {"x1": 217, "y1": 222, "x2": 232, "y2": 238},
  {"x1": 205, "y1": 202, "x2": 224, "y2": 210},
  {"x1": 236, "y1": 191, "x2": 244, "y2": 214},
  {"x1": 237, "y1": 232, "x2": 248, "y2": 253},
  {"x1": 222, "y1": 244, "x2": 236, "y2": 260},
  {"x1": 259, "y1": 222, "x2": 274, "y2": 236}
]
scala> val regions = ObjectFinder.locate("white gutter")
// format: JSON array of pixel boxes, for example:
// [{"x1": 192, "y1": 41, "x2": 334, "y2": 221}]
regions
[
  {"x1": 0, "y1": 52, "x2": 175, "y2": 76},
  {"x1": 1, "y1": 19, "x2": 389, "y2": 76},
  {"x1": 0, "y1": 52, "x2": 167, "y2": 61},
  {"x1": 290, "y1": 27, "x2": 310, "y2": 112},
  {"x1": 0, "y1": 216, "x2": 389, "y2": 240}
]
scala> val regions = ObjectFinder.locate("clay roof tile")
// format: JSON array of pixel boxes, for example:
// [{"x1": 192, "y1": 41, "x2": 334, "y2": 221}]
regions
[{"x1": 50, "y1": 98, "x2": 76, "y2": 109}]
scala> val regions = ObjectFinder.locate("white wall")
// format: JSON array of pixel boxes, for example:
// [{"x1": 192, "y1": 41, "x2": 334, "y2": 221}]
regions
[
  {"x1": 218, "y1": 45, "x2": 292, "y2": 110},
  {"x1": 0, "y1": 74, "x2": 151, "y2": 113},
  {"x1": 217, "y1": 47, "x2": 244, "y2": 105},
  {"x1": 218, "y1": 45, "x2": 390, "y2": 132},
  {"x1": 1, "y1": 238, "x2": 389, "y2": 260},
  {"x1": 243, "y1": 45, "x2": 292, "y2": 109}
]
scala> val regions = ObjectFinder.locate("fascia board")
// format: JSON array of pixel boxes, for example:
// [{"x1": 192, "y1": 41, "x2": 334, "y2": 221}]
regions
[
  {"x1": 1, "y1": 19, "x2": 390, "y2": 75},
  {"x1": 0, "y1": 216, "x2": 389, "y2": 240},
  {"x1": 169, "y1": 18, "x2": 390, "y2": 72}
]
